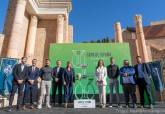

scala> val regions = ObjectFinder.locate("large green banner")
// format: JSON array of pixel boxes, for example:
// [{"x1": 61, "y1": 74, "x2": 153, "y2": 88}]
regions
[{"x1": 49, "y1": 43, "x2": 132, "y2": 98}]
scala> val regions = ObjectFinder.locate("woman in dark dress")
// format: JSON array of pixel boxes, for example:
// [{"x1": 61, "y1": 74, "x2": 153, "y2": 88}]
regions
[{"x1": 63, "y1": 61, "x2": 75, "y2": 108}]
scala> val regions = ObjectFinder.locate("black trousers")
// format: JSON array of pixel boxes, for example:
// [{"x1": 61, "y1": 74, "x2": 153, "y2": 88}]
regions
[
  {"x1": 9, "y1": 83, "x2": 24, "y2": 108},
  {"x1": 23, "y1": 83, "x2": 37, "y2": 105},
  {"x1": 137, "y1": 78, "x2": 152, "y2": 106},
  {"x1": 52, "y1": 81, "x2": 63, "y2": 104},
  {"x1": 123, "y1": 84, "x2": 137, "y2": 106}
]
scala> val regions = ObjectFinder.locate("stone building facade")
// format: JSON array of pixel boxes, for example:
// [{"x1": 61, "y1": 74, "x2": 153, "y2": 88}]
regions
[
  {"x1": 0, "y1": 0, "x2": 73, "y2": 67},
  {"x1": 123, "y1": 22, "x2": 165, "y2": 76}
]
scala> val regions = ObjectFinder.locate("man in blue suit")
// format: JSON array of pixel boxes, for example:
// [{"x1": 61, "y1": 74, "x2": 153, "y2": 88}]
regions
[
  {"x1": 52, "y1": 60, "x2": 64, "y2": 106},
  {"x1": 23, "y1": 59, "x2": 40, "y2": 109},
  {"x1": 134, "y1": 56, "x2": 153, "y2": 109}
]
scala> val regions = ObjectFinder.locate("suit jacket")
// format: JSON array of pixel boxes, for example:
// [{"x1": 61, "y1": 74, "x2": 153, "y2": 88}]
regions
[
  {"x1": 134, "y1": 63, "x2": 151, "y2": 85},
  {"x1": 62, "y1": 68, "x2": 75, "y2": 86},
  {"x1": 95, "y1": 66, "x2": 107, "y2": 86},
  {"x1": 12, "y1": 63, "x2": 28, "y2": 84},
  {"x1": 120, "y1": 66, "x2": 136, "y2": 85},
  {"x1": 107, "y1": 64, "x2": 119, "y2": 79},
  {"x1": 26, "y1": 66, "x2": 40, "y2": 85},
  {"x1": 52, "y1": 67, "x2": 64, "y2": 84}
]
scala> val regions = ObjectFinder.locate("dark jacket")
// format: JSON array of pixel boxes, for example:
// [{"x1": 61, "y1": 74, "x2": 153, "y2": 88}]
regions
[
  {"x1": 134, "y1": 63, "x2": 151, "y2": 85},
  {"x1": 62, "y1": 68, "x2": 75, "y2": 86},
  {"x1": 40, "y1": 65, "x2": 53, "y2": 81},
  {"x1": 107, "y1": 64, "x2": 119, "y2": 79},
  {"x1": 52, "y1": 67, "x2": 64, "y2": 84},
  {"x1": 26, "y1": 66, "x2": 40, "y2": 84},
  {"x1": 12, "y1": 63, "x2": 28, "y2": 84},
  {"x1": 120, "y1": 66, "x2": 136, "y2": 85}
]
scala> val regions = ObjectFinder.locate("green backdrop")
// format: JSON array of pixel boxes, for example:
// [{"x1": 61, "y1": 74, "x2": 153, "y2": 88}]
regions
[{"x1": 49, "y1": 43, "x2": 132, "y2": 95}]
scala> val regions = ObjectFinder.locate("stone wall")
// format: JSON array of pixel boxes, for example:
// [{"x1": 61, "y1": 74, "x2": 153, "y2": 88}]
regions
[
  {"x1": 34, "y1": 20, "x2": 57, "y2": 67},
  {"x1": 122, "y1": 30, "x2": 138, "y2": 65}
]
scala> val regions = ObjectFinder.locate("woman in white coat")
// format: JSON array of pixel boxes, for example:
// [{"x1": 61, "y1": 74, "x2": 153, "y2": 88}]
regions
[{"x1": 95, "y1": 59, "x2": 107, "y2": 108}]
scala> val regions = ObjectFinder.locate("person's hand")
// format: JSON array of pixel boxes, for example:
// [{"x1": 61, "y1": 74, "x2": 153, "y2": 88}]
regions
[
  {"x1": 124, "y1": 73, "x2": 128, "y2": 77},
  {"x1": 17, "y1": 80, "x2": 21, "y2": 84},
  {"x1": 31, "y1": 80, "x2": 34, "y2": 84},
  {"x1": 55, "y1": 78, "x2": 59, "y2": 82},
  {"x1": 29, "y1": 80, "x2": 34, "y2": 85},
  {"x1": 28, "y1": 80, "x2": 31, "y2": 84},
  {"x1": 64, "y1": 81, "x2": 66, "y2": 85},
  {"x1": 17, "y1": 80, "x2": 23, "y2": 84},
  {"x1": 37, "y1": 77, "x2": 41, "y2": 83}
]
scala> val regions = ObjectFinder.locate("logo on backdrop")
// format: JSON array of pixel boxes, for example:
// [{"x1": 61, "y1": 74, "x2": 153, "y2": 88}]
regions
[
  {"x1": 148, "y1": 61, "x2": 164, "y2": 92},
  {"x1": 0, "y1": 58, "x2": 18, "y2": 95},
  {"x1": 4, "y1": 65, "x2": 12, "y2": 76}
]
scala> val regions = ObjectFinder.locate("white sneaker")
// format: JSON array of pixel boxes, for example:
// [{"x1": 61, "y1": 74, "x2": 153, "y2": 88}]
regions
[
  {"x1": 118, "y1": 105, "x2": 122, "y2": 108},
  {"x1": 46, "y1": 104, "x2": 51, "y2": 108},
  {"x1": 150, "y1": 104, "x2": 153, "y2": 109},
  {"x1": 133, "y1": 104, "x2": 137, "y2": 109},
  {"x1": 126, "y1": 105, "x2": 129, "y2": 108},
  {"x1": 109, "y1": 105, "x2": 113, "y2": 108},
  {"x1": 37, "y1": 105, "x2": 42, "y2": 109},
  {"x1": 102, "y1": 104, "x2": 106, "y2": 108},
  {"x1": 140, "y1": 105, "x2": 144, "y2": 109}
]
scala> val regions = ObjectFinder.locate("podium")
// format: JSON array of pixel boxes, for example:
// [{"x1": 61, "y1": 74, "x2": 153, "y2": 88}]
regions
[
  {"x1": 74, "y1": 75, "x2": 96, "y2": 108},
  {"x1": 74, "y1": 99, "x2": 95, "y2": 108}
]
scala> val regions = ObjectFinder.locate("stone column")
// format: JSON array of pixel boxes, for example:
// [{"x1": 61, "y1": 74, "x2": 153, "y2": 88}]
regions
[
  {"x1": 64, "y1": 15, "x2": 69, "y2": 43},
  {"x1": 0, "y1": 34, "x2": 5, "y2": 55},
  {"x1": 56, "y1": 15, "x2": 64, "y2": 43},
  {"x1": 68, "y1": 25, "x2": 73, "y2": 43},
  {"x1": 134, "y1": 15, "x2": 149, "y2": 62},
  {"x1": 6, "y1": 0, "x2": 27, "y2": 58},
  {"x1": 114, "y1": 22, "x2": 123, "y2": 43},
  {"x1": 25, "y1": 15, "x2": 38, "y2": 64}
]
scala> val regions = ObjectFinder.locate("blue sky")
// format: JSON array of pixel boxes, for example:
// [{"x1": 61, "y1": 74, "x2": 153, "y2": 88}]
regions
[{"x1": 1, "y1": 0, "x2": 165, "y2": 42}]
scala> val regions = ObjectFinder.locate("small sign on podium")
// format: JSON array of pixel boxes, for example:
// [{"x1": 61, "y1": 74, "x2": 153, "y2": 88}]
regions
[{"x1": 74, "y1": 99, "x2": 96, "y2": 108}]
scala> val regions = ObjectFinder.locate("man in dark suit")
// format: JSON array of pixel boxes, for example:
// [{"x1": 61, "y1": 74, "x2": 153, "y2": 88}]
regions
[
  {"x1": 8, "y1": 57, "x2": 28, "y2": 111},
  {"x1": 52, "y1": 60, "x2": 64, "y2": 106},
  {"x1": 23, "y1": 59, "x2": 40, "y2": 109},
  {"x1": 134, "y1": 56, "x2": 153, "y2": 109}
]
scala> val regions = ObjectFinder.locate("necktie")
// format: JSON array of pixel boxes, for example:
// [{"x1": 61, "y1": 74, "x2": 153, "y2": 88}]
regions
[
  {"x1": 21, "y1": 65, "x2": 24, "y2": 71},
  {"x1": 57, "y1": 67, "x2": 60, "y2": 74},
  {"x1": 32, "y1": 66, "x2": 35, "y2": 72}
]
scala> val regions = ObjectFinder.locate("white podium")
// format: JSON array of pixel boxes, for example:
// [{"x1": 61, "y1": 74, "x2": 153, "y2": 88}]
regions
[{"x1": 74, "y1": 99, "x2": 96, "y2": 108}]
